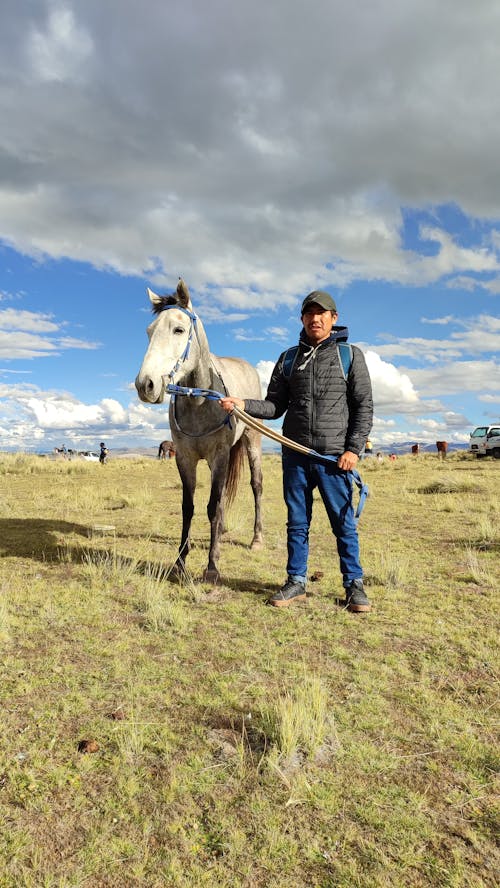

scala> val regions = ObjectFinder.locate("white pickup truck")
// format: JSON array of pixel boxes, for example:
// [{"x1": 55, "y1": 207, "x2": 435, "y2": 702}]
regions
[{"x1": 469, "y1": 424, "x2": 500, "y2": 458}]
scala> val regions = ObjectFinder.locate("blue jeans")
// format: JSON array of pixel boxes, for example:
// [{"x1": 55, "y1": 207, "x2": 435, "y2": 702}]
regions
[{"x1": 282, "y1": 450, "x2": 363, "y2": 588}]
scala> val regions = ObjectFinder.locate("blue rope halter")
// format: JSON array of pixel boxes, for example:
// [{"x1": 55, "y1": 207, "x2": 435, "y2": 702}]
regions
[
  {"x1": 158, "y1": 304, "x2": 232, "y2": 435},
  {"x1": 157, "y1": 304, "x2": 199, "y2": 383}
]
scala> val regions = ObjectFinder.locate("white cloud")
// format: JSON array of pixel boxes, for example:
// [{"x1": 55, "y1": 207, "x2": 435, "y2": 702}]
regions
[
  {"x1": 370, "y1": 314, "x2": 500, "y2": 362},
  {"x1": 265, "y1": 327, "x2": 290, "y2": 341},
  {"x1": 0, "y1": 2, "x2": 499, "y2": 295},
  {"x1": 420, "y1": 315, "x2": 455, "y2": 325},
  {"x1": 478, "y1": 393, "x2": 500, "y2": 403},
  {"x1": 23, "y1": 395, "x2": 127, "y2": 429},
  {"x1": 408, "y1": 359, "x2": 500, "y2": 397},
  {"x1": 446, "y1": 275, "x2": 500, "y2": 293},
  {"x1": 255, "y1": 360, "x2": 275, "y2": 394},
  {"x1": 0, "y1": 381, "x2": 172, "y2": 450},
  {"x1": 0, "y1": 308, "x2": 59, "y2": 333},
  {"x1": 28, "y1": 5, "x2": 93, "y2": 83},
  {"x1": 365, "y1": 350, "x2": 423, "y2": 414},
  {"x1": 0, "y1": 308, "x2": 99, "y2": 359}
]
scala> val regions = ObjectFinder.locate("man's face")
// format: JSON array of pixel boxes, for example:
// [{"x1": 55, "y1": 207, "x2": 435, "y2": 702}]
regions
[{"x1": 301, "y1": 304, "x2": 337, "y2": 344}]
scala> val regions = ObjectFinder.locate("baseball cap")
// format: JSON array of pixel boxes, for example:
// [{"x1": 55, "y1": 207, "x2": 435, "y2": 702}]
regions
[{"x1": 301, "y1": 290, "x2": 337, "y2": 314}]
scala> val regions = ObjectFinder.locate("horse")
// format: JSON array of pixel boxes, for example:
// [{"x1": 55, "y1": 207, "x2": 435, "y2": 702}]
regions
[
  {"x1": 158, "y1": 439, "x2": 176, "y2": 460},
  {"x1": 135, "y1": 279, "x2": 263, "y2": 583},
  {"x1": 436, "y1": 441, "x2": 448, "y2": 460}
]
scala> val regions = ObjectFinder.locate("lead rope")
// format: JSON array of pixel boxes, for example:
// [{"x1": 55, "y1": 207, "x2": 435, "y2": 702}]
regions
[{"x1": 165, "y1": 384, "x2": 369, "y2": 522}]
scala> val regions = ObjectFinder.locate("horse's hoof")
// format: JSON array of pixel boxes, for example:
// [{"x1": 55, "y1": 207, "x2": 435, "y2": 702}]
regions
[
  {"x1": 250, "y1": 539, "x2": 263, "y2": 551},
  {"x1": 203, "y1": 568, "x2": 220, "y2": 584},
  {"x1": 168, "y1": 563, "x2": 185, "y2": 582}
]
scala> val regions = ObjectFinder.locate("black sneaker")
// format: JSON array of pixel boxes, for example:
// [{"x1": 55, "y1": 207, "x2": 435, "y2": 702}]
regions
[
  {"x1": 345, "y1": 579, "x2": 371, "y2": 613},
  {"x1": 269, "y1": 579, "x2": 307, "y2": 608}
]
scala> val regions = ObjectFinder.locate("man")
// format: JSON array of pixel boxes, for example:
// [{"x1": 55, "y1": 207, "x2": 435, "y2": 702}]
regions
[{"x1": 220, "y1": 290, "x2": 373, "y2": 612}]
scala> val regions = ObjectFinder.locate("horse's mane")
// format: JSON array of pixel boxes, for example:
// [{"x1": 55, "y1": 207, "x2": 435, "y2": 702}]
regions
[{"x1": 152, "y1": 294, "x2": 179, "y2": 315}]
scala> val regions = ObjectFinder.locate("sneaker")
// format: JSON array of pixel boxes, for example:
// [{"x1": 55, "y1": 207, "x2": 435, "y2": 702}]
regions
[
  {"x1": 345, "y1": 579, "x2": 371, "y2": 613},
  {"x1": 269, "y1": 579, "x2": 307, "y2": 608}
]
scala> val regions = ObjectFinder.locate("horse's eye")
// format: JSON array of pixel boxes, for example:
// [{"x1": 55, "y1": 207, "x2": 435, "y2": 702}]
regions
[{"x1": 173, "y1": 327, "x2": 185, "y2": 335}]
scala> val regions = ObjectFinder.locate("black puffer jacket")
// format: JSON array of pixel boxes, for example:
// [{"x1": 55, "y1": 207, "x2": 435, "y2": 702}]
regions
[{"x1": 244, "y1": 326, "x2": 373, "y2": 456}]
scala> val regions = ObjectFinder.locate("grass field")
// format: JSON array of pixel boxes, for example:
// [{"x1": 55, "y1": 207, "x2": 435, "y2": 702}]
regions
[{"x1": 0, "y1": 451, "x2": 498, "y2": 887}]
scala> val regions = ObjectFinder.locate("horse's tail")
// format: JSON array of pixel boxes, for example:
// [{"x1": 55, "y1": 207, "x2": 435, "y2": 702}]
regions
[
  {"x1": 158, "y1": 442, "x2": 164, "y2": 458},
  {"x1": 226, "y1": 437, "x2": 245, "y2": 507}
]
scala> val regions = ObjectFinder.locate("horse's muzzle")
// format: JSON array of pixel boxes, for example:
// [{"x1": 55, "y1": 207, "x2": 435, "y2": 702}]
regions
[{"x1": 135, "y1": 374, "x2": 165, "y2": 404}]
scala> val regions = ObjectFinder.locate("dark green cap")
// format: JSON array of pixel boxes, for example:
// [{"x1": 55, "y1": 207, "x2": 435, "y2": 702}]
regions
[{"x1": 301, "y1": 290, "x2": 337, "y2": 314}]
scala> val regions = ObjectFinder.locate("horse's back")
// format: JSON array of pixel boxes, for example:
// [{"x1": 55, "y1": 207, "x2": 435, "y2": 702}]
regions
[{"x1": 212, "y1": 354, "x2": 262, "y2": 399}]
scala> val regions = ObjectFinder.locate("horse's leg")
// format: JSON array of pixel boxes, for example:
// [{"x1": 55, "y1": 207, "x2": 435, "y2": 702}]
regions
[
  {"x1": 204, "y1": 452, "x2": 230, "y2": 584},
  {"x1": 170, "y1": 452, "x2": 197, "y2": 579},
  {"x1": 244, "y1": 429, "x2": 264, "y2": 550}
]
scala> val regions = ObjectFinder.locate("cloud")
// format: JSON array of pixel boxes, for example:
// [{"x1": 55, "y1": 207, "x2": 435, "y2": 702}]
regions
[
  {"x1": 265, "y1": 326, "x2": 290, "y2": 340},
  {"x1": 0, "y1": 381, "x2": 172, "y2": 450},
  {"x1": 255, "y1": 360, "x2": 275, "y2": 394},
  {"x1": 416, "y1": 412, "x2": 469, "y2": 431},
  {"x1": 0, "y1": 308, "x2": 59, "y2": 332},
  {"x1": 420, "y1": 315, "x2": 455, "y2": 326},
  {"x1": 1, "y1": 2, "x2": 499, "y2": 297},
  {"x1": 0, "y1": 308, "x2": 99, "y2": 359},
  {"x1": 446, "y1": 275, "x2": 500, "y2": 293},
  {"x1": 234, "y1": 329, "x2": 265, "y2": 342},
  {"x1": 408, "y1": 359, "x2": 500, "y2": 397},
  {"x1": 27, "y1": 5, "x2": 93, "y2": 83},
  {"x1": 364, "y1": 351, "x2": 424, "y2": 414},
  {"x1": 370, "y1": 314, "x2": 500, "y2": 363},
  {"x1": 22, "y1": 395, "x2": 127, "y2": 429}
]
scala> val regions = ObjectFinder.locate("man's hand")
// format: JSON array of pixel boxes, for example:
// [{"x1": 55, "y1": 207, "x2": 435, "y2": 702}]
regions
[
  {"x1": 337, "y1": 450, "x2": 359, "y2": 471},
  {"x1": 219, "y1": 396, "x2": 245, "y2": 413}
]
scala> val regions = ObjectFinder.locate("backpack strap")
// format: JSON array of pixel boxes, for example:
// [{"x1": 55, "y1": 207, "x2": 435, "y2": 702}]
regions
[
  {"x1": 282, "y1": 346, "x2": 299, "y2": 379},
  {"x1": 337, "y1": 342, "x2": 353, "y2": 380}
]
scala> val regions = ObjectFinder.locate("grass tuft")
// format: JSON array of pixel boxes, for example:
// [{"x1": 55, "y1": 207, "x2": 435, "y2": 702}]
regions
[
  {"x1": 417, "y1": 476, "x2": 482, "y2": 494},
  {"x1": 259, "y1": 674, "x2": 337, "y2": 773}
]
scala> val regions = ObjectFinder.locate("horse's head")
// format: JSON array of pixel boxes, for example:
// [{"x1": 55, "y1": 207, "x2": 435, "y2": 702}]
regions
[{"x1": 135, "y1": 279, "x2": 207, "y2": 403}]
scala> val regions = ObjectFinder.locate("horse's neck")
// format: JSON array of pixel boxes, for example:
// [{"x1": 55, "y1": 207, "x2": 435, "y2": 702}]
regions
[{"x1": 182, "y1": 324, "x2": 212, "y2": 390}]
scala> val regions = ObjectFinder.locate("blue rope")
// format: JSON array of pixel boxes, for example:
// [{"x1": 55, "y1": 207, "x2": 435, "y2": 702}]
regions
[
  {"x1": 167, "y1": 384, "x2": 225, "y2": 401},
  {"x1": 167, "y1": 383, "x2": 233, "y2": 430},
  {"x1": 166, "y1": 383, "x2": 369, "y2": 520}
]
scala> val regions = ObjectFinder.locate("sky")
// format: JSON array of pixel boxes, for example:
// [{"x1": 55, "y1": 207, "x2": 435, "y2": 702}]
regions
[{"x1": 0, "y1": 0, "x2": 499, "y2": 453}]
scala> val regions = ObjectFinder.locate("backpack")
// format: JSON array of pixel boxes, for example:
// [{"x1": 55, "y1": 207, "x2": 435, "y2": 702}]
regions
[{"x1": 282, "y1": 342, "x2": 353, "y2": 380}]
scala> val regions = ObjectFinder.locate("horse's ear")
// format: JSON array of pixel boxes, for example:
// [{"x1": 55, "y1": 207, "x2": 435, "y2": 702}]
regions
[
  {"x1": 147, "y1": 287, "x2": 163, "y2": 307},
  {"x1": 176, "y1": 278, "x2": 191, "y2": 307}
]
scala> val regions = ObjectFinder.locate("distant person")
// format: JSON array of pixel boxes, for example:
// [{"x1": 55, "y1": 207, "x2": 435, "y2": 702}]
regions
[
  {"x1": 220, "y1": 289, "x2": 373, "y2": 612},
  {"x1": 99, "y1": 442, "x2": 108, "y2": 464},
  {"x1": 376, "y1": 451, "x2": 383, "y2": 463},
  {"x1": 364, "y1": 438, "x2": 373, "y2": 457}
]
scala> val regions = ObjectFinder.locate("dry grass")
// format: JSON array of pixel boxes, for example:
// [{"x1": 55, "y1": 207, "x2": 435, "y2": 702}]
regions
[{"x1": 0, "y1": 451, "x2": 498, "y2": 887}]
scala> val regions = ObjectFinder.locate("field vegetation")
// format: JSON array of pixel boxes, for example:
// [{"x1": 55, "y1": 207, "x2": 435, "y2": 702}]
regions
[{"x1": 0, "y1": 450, "x2": 498, "y2": 887}]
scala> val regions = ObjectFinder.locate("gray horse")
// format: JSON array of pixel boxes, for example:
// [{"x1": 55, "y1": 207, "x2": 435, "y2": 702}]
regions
[{"x1": 135, "y1": 279, "x2": 263, "y2": 583}]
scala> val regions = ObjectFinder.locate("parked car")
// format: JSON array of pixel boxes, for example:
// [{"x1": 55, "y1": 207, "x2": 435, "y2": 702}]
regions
[
  {"x1": 469, "y1": 425, "x2": 500, "y2": 458},
  {"x1": 79, "y1": 451, "x2": 99, "y2": 462}
]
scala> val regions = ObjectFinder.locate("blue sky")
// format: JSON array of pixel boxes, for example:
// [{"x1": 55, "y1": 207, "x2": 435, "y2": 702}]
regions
[{"x1": 0, "y1": 1, "x2": 498, "y2": 452}]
